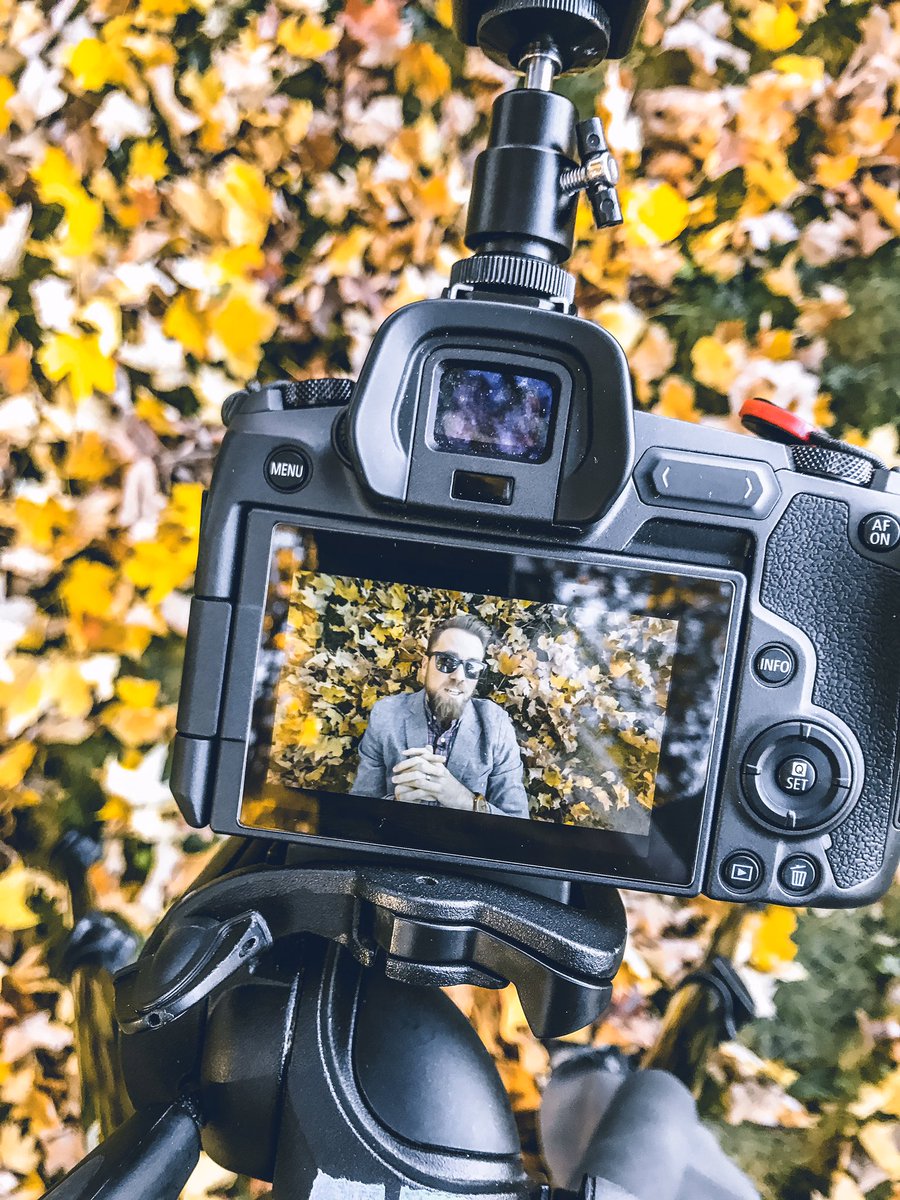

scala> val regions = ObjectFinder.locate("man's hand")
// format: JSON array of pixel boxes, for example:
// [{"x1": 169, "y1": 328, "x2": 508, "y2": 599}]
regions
[{"x1": 391, "y1": 747, "x2": 475, "y2": 810}]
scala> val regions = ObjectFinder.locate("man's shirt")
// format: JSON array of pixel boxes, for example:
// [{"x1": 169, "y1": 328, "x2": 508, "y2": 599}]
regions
[{"x1": 425, "y1": 701, "x2": 460, "y2": 760}]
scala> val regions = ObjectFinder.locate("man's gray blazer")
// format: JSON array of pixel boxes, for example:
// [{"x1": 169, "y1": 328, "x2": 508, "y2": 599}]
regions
[{"x1": 350, "y1": 688, "x2": 529, "y2": 818}]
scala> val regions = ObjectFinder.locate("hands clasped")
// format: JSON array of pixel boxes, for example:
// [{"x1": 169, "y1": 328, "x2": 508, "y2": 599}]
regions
[{"x1": 391, "y1": 747, "x2": 475, "y2": 810}]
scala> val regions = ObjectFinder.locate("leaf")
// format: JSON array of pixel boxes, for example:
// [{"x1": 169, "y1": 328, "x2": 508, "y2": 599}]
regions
[
  {"x1": 622, "y1": 181, "x2": 691, "y2": 245},
  {"x1": 0, "y1": 742, "x2": 36, "y2": 789},
  {"x1": 748, "y1": 906, "x2": 799, "y2": 972},
  {"x1": 277, "y1": 15, "x2": 342, "y2": 60},
  {"x1": 858, "y1": 1121, "x2": 900, "y2": 1181},
  {"x1": 207, "y1": 283, "x2": 278, "y2": 377},
  {"x1": 0, "y1": 865, "x2": 39, "y2": 932},
  {"x1": 739, "y1": 3, "x2": 802, "y2": 52},
  {"x1": 128, "y1": 140, "x2": 169, "y2": 182},
  {"x1": 37, "y1": 333, "x2": 116, "y2": 403}
]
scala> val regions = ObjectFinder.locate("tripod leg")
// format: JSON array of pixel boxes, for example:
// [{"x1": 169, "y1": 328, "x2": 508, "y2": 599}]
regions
[{"x1": 42, "y1": 1102, "x2": 201, "y2": 1200}]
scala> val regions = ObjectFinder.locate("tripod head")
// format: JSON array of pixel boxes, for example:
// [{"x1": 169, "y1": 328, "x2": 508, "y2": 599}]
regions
[
  {"x1": 452, "y1": 0, "x2": 650, "y2": 69},
  {"x1": 447, "y1": 0, "x2": 648, "y2": 305}
]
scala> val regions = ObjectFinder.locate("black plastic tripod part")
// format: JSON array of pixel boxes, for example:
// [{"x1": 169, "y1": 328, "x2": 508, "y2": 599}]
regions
[
  {"x1": 466, "y1": 88, "x2": 579, "y2": 265},
  {"x1": 452, "y1": 0, "x2": 649, "y2": 61},
  {"x1": 673, "y1": 956, "x2": 756, "y2": 1041},
  {"x1": 477, "y1": 0, "x2": 610, "y2": 74},
  {"x1": 41, "y1": 1102, "x2": 201, "y2": 1200},
  {"x1": 114, "y1": 863, "x2": 626, "y2": 1040},
  {"x1": 60, "y1": 912, "x2": 139, "y2": 978}
]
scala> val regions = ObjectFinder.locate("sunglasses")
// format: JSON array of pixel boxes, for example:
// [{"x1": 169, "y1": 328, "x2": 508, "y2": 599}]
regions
[{"x1": 428, "y1": 651, "x2": 487, "y2": 680}]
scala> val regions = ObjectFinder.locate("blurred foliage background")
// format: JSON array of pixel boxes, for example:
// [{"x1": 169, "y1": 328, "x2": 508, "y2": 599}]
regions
[{"x1": 0, "y1": 0, "x2": 897, "y2": 1196}]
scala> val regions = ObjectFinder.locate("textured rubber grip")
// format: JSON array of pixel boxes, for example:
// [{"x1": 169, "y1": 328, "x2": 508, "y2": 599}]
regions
[{"x1": 760, "y1": 495, "x2": 900, "y2": 887}]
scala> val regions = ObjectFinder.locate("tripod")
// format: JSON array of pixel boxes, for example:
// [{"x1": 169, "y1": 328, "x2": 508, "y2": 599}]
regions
[{"x1": 45, "y1": 4, "x2": 760, "y2": 1197}]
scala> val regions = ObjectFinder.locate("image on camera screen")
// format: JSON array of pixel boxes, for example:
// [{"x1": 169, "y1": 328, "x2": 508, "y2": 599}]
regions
[
  {"x1": 432, "y1": 364, "x2": 557, "y2": 464},
  {"x1": 238, "y1": 527, "x2": 738, "y2": 860}
]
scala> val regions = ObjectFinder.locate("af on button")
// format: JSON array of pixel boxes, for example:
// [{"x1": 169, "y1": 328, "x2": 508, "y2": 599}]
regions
[
  {"x1": 860, "y1": 513, "x2": 900, "y2": 553},
  {"x1": 265, "y1": 446, "x2": 311, "y2": 493}
]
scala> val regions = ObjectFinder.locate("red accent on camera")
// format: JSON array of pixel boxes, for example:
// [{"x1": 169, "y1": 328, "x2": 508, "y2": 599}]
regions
[{"x1": 740, "y1": 398, "x2": 817, "y2": 445}]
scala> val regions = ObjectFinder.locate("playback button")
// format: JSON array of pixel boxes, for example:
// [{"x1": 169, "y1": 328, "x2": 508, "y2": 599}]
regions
[{"x1": 721, "y1": 852, "x2": 763, "y2": 892}]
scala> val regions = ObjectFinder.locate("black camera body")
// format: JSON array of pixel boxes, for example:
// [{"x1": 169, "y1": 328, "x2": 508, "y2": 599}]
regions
[
  {"x1": 169, "y1": 0, "x2": 900, "y2": 911},
  {"x1": 170, "y1": 283, "x2": 900, "y2": 909}
]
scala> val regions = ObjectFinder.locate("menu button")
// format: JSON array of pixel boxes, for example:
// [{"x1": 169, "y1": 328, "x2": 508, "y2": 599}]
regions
[{"x1": 265, "y1": 447, "x2": 311, "y2": 493}]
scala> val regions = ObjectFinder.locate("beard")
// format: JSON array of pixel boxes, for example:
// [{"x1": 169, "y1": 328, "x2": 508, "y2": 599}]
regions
[{"x1": 429, "y1": 687, "x2": 469, "y2": 726}]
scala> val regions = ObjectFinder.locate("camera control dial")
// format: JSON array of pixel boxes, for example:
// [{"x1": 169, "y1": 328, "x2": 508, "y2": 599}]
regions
[{"x1": 742, "y1": 722, "x2": 856, "y2": 833}]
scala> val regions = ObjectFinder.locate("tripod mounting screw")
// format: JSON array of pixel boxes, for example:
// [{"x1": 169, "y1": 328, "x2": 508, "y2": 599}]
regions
[
  {"x1": 561, "y1": 117, "x2": 623, "y2": 229},
  {"x1": 477, "y1": 0, "x2": 611, "y2": 75}
]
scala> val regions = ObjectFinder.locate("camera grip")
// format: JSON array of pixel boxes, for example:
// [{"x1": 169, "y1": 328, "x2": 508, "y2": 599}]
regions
[{"x1": 760, "y1": 494, "x2": 900, "y2": 888}]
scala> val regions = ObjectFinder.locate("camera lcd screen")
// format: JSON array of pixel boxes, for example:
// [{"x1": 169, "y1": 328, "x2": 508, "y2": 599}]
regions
[
  {"x1": 239, "y1": 525, "x2": 736, "y2": 888},
  {"x1": 432, "y1": 365, "x2": 557, "y2": 464}
]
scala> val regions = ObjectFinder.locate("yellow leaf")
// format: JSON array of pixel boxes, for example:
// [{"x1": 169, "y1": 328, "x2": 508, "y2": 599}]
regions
[
  {"x1": 31, "y1": 147, "x2": 82, "y2": 206},
  {"x1": 858, "y1": 1122, "x2": 900, "y2": 1181},
  {"x1": 772, "y1": 54, "x2": 824, "y2": 83},
  {"x1": 0, "y1": 743, "x2": 36, "y2": 789},
  {"x1": 129, "y1": 140, "x2": 169, "y2": 182},
  {"x1": 850, "y1": 1068, "x2": 900, "y2": 1120},
  {"x1": 277, "y1": 15, "x2": 342, "y2": 59},
  {"x1": 67, "y1": 31, "x2": 133, "y2": 91},
  {"x1": 861, "y1": 176, "x2": 900, "y2": 235},
  {"x1": 124, "y1": 539, "x2": 197, "y2": 603},
  {"x1": 59, "y1": 559, "x2": 118, "y2": 621},
  {"x1": 749, "y1": 906, "x2": 798, "y2": 972},
  {"x1": 654, "y1": 376, "x2": 699, "y2": 423},
  {"x1": 134, "y1": 392, "x2": 178, "y2": 435},
  {"x1": 815, "y1": 153, "x2": 859, "y2": 188},
  {"x1": 63, "y1": 432, "x2": 117, "y2": 483},
  {"x1": 297, "y1": 715, "x2": 322, "y2": 746},
  {"x1": 739, "y1": 3, "x2": 802, "y2": 51},
  {"x1": 396, "y1": 43, "x2": 452, "y2": 107},
  {"x1": 0, "y1": 76, "x2": 14, "y2": 135},
  {"x1": 97, "y1": 795, "x2": 131, "y2": 821},
  {"x1": 745, "y1": 148, "x2": 802, "y2": 207},
  {"x1": 115, "y1": 676, "x2": 160, "y2": 707},
  {"x1": 37, "y1": 331, "x2": 116, "y2": 403},
  {"x1": 213, "y1": 160, "x2": 273, "y2": 249},
  {"x1": 163, "y1": 292, "x2": 208, "y2": 359},
  {"x1": 622, "y1": 182, "x2": 690, "y2": 246},
  {"x1": 102, "y1": 702, "x2": 173, "y2": 747},
  {"x1": 207, "y1": 283, "x2": 278, "y2": 377},
  {"x1": 690, "y1": 335, "x2": 744, "y2": 393},
  {"x1": 758, "y1": 328, "x2": 793, "y2": 360},
  {"x1": 140, "y1": 0, "x2": 195, "y2": 14},
  {"x1": 0, "y1": 865, "x2": 39, "y2": 932}
]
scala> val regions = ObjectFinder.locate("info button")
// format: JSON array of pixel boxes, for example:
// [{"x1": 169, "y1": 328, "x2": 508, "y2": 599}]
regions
[{"x1": 754, "y1": 644, "x2": 797, "y2": 687}]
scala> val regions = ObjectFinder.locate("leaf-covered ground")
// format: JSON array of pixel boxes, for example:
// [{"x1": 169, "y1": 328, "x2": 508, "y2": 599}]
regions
[{"x1": 0, "y1": 0, "x2": 898, "y2": 1196}]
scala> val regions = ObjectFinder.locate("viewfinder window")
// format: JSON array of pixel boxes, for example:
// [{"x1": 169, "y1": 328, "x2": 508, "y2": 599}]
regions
[{"x1": 432, "y1": 365, "x2": 558, "y2": 464}]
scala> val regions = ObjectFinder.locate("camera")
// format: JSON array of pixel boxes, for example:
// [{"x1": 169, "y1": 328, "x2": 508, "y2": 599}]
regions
[{"x1": 169, "y1": 0, "x2": 900, "y2": 911}]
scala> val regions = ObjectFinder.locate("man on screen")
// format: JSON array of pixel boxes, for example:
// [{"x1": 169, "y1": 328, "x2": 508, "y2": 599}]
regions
[{"x1": 350, "y1": 614, "x2": 529, "y2": 818}]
